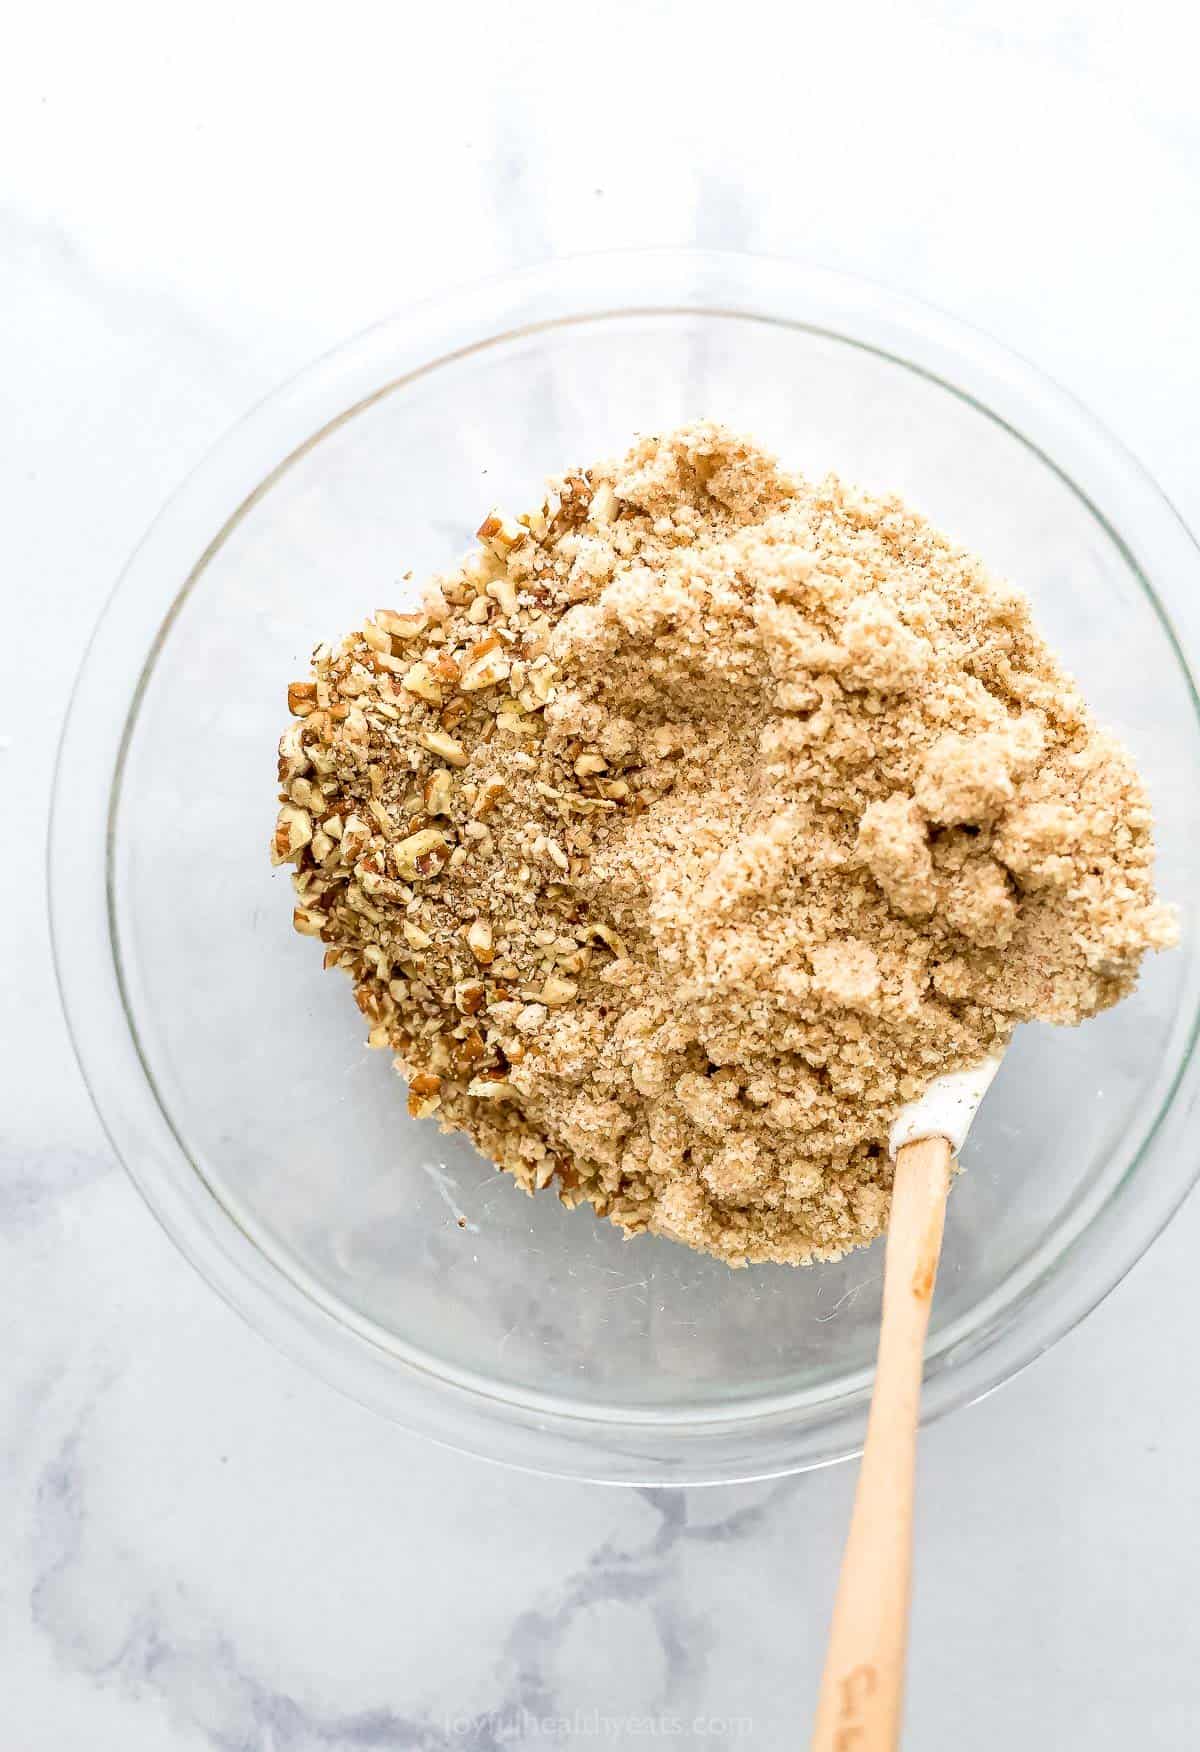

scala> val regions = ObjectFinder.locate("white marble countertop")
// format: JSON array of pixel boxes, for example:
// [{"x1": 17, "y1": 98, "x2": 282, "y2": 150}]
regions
[{"x1": 6, "y1": 3, "x2": 1200, "y2": 1745}]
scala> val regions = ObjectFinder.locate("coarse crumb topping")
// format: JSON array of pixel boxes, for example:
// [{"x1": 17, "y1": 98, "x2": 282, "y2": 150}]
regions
[{"x1": 271, "y1": 423, "x2": 1177, "y2": 1265}]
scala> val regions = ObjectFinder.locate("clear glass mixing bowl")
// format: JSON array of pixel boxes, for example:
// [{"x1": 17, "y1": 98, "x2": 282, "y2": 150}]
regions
[{"x1": 50, "y1": 251, "x2": 1200, "y2": 1483}]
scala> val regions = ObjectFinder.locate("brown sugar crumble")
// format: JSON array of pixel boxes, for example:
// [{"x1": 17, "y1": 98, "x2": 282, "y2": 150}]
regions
[{"x1": 271, "y1": 423, "x2": 1177, "y2": 1266}]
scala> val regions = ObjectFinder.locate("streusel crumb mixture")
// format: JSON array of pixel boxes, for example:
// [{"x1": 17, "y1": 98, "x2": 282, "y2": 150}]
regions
[{"x1": 271, "y1": 424, "x2": 1176, "y2": 1265}]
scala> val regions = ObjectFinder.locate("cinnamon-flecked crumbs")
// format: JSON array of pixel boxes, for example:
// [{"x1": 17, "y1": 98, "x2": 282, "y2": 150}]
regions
[{"x1": 271, "y1": 424, "x2": 1177, "y2": 1266}]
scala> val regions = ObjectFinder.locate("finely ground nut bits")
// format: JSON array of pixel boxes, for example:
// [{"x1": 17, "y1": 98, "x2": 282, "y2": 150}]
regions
[{"x1": 272, "y1": 423, "x2": 1177, "y2": 1267}]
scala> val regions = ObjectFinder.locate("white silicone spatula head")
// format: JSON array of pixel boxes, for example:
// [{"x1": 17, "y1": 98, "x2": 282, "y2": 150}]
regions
[{"x1": 888, "y1": 1052, "x2": 1004, "y2": 1160}]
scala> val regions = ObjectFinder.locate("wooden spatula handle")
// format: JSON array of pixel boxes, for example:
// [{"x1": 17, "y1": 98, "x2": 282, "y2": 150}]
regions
[{"x1": 811, "y1": 1135, "x2": 953, "y2": 1752}]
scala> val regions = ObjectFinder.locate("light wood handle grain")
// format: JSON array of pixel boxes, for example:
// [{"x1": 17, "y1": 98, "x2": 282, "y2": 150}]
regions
[{"x1": 810, "y1": 1135, "x2": 953, "y2": 1752}]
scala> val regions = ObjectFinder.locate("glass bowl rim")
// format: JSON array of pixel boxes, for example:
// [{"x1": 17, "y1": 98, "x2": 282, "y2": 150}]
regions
[{"x1": 48, "y1": 247, "x2": 1200, "y2": 1484}]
